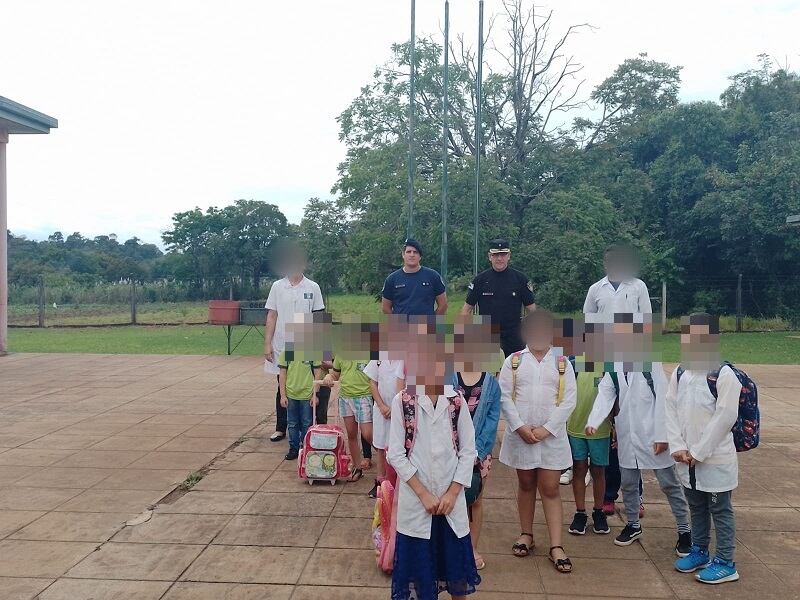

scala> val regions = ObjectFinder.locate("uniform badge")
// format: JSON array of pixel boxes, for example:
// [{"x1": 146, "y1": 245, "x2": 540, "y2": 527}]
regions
[
  {"x1": 527, "y1": 282, "x2": 534, "y2": 292},
  {"x1": 468, "y1": 283, "x2": 474, "y2": 290}
]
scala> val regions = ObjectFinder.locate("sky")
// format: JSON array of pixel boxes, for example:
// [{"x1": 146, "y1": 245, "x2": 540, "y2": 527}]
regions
[{"x1": 2, "y1": 0, "x2": 798, "y2": 248}]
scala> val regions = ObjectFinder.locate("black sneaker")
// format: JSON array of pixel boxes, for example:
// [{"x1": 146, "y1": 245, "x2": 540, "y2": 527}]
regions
[
  {"x1": 284, "y1": 448, "x2": 299, "y2": 460},
  {"x1": 592, "y1": 509, "x2": 611, "y2": 534},
  {"x1": 614, "y1": 524, "x2": 643, "y2": 546},
  {"x1": 368, "y1": 479, "x2": 380, "y2": 499},
  {"x1": 568, "y1": 511, "x2": 588, "y2": 535},
  {"x1": 675, "y1": 531, "x2": 692, "y2": 557}
]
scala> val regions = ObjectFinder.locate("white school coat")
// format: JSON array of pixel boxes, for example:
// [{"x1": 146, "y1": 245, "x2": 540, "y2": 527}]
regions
[
  {"x1": 498, "y1": 347, "x2": 577, "y2": 471},
  {"x1": 586, "y1": 364, "x2": 672, "y2": 470},
  {"x1": 583, "y1": 276, "x2": 652, "y2": 314},
  {"x1": 665, "y1": 366, "x2": 739, "y2": 492},
  {"x1": 387, "y1": 390, "x2": 477, "y2": 539}
]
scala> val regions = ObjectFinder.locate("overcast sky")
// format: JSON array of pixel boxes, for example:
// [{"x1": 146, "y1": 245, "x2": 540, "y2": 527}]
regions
[{"x1": 3, "y1": 0, "x2": 798, "y2": 247}]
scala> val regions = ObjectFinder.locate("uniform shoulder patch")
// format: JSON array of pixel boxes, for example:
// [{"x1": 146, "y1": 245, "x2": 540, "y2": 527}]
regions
[{"x1": 526, "y1": 281, "x2": 534, "y2": 292}]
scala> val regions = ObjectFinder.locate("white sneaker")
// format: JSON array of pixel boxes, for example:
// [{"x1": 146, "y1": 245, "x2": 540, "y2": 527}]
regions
[
  {"x1": 560, "y1": 468, "x2": 573, "y2": 485},
  {"x1": 585, "y1": 471, "x2": 592, "y2": 486}
]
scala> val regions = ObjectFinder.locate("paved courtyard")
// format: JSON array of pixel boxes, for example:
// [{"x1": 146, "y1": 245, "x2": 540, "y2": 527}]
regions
[{"x1": 0, "y1": 353, "x2": 798, "y2": 600}]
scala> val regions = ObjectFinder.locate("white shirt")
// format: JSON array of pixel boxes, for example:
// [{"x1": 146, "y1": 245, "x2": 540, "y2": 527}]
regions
[
  {"x1": 387, "y1": 390, "x2": 476, "y2": 539},
  {"x1": 263, "y1": 276, "x2": 324, "y2": 374},
  {"x1": 586, "y1": 364, "x2": 672, "y2": 470},
  {"x1": 583, "y1": 276, "x2": 652, "y2": 314},
  {"x1": 497, "y1": 347, "x2": 577, "y2": 471},
  {"x1": 665, "y1": 366, "x2": 739, "y2": 492}
]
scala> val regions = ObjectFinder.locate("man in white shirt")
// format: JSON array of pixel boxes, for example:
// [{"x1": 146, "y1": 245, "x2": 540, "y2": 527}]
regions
[
  {"x1": 264, "y1": 247, "x2": 325, "y2": 442},
  {"x1": 583, "y1": 245, "x2": 652, "y2": 315},
  {"x1": 578, "y1": 244, "x2": 652, "y2": 510}
]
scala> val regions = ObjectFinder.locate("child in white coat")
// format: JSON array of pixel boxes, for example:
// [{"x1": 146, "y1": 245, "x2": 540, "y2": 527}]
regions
[
  {"x1": 387, "y1": 318, "x2": 480, "y2": 600},
  {"x1": 499, "y1": 310, "x2": 576, "y2": 574},
  {"x1": 585, "y1": 316, "x2": 691, "y2": 556},
  {"x1": 667, "y1": 313, "x2": 741, "y2": 584}
]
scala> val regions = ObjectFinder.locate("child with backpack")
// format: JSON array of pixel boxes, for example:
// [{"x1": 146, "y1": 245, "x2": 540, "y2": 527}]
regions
[
  {"x1": 278, "y1": 349, "x2": 322, "y2": 461},
  {"x1": 585, "y1": 315, "x2": 692, "y2": 557},
  {"x1": 666, "y1": 313, "x2": 753, "y2": 585},
  {"x1": 449, "y1": 316, "x2": 502, "y2": 571},
  {"x1": 566, "y1": 345, "x2": 612, "y2": 536},
  {"x1": 387, "y1": 316, "x2": 480, "y2": 600},
  {"x1": 498, "y1": 310, "x2": 576, "y2": 574}
]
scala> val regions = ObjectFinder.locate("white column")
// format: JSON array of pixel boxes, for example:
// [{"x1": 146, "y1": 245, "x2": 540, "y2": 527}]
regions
[{"x1": 0, "y1": 130, "x2": 7, "y2": 354}]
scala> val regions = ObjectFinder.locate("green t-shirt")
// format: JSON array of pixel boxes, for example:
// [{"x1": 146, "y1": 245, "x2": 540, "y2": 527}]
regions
[
  {"x1": 332, "y1": 357, "x2": 372, "y2": 398},
  {"x1": 279, "y1": 352, "x2": 319, "y2": 401},
  {"x1": 567, "y1": 371, "x2": 612, "y2": 439}
]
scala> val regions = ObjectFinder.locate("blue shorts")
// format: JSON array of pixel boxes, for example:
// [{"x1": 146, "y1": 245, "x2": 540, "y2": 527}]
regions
[{"x1": 568, "y1": 435, "x2": 611, "y2": 467}]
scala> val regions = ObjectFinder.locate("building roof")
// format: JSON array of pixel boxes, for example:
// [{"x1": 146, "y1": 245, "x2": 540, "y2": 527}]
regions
[{"x1": 0, "y1": 96, "x2": 58, "y2": 134}]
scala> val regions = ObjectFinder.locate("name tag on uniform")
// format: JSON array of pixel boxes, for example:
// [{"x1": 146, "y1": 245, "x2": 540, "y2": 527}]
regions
[
  {"x1": 482, "y1": 292, "x2": 493, "y2": 296},
  {"x1": 395, "y1": 284, "x2": 406, "y2": 289},
  {"x1": 304, "y1": 293, "x2": 313, "y2": 299}
]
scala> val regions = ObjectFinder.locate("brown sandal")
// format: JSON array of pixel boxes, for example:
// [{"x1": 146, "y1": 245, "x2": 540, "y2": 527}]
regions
[{"x1": 549, "y1": 546, "x2": 573, "y2": 573}]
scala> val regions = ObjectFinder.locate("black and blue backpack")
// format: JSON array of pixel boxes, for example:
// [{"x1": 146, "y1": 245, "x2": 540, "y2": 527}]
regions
[{"x1": 676, "y1": 361, "x2": 759, "y2": 453}]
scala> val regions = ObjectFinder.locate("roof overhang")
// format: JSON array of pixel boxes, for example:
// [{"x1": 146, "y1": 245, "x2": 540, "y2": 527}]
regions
[{"x1": 0, "y1": 96, "x2": 58, "y2": 134}]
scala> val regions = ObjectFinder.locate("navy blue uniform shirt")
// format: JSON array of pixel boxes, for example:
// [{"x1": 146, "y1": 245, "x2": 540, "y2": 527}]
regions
[{"x1": 381, "y1": 266, "x2": 446, "y2": 316}]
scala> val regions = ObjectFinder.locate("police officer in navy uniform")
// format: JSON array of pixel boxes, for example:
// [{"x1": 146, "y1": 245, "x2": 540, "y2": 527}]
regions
[{"x1": 460, "y1": 239, "x2": 536, "y2": 356}]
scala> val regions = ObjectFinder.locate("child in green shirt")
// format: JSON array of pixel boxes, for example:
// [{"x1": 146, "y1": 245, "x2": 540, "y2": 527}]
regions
[
  {"x1": 279, "y1": 350, "x2": 321, "y2": 461},
  {"x1": 324, "y1": 354, "x2": 373, "y2": 482}
]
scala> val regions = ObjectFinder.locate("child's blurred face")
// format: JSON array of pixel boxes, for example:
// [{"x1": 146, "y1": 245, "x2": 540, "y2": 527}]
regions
[
  {"x1": 405, "y1": 321, "x2": 447, "y2": 385},
  {"x1": 681, "y1": 320, "x2": 720, "y2": 368},
  {"x1": 453, "y1": 317, "x2": 501, "y2": 372},
  {"x1": 524, "y1": 317, "x2": 554, "y2": 352}
]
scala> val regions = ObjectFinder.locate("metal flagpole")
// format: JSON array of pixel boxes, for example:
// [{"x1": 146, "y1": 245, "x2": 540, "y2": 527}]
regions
[
  {"x1": 474, "y1": 0, "x2": 484, "y2": 276},
  {"x1": 441, "y1": 0, "x2": 450, "y2": 282},
  {"x1": 407, "y1": 0, "x2": 417, "y2": 239}
]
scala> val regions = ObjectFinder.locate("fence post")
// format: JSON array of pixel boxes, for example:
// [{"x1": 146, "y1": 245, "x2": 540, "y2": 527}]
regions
[
  {"x1": 736, "y1": 273, "x2": 743, "y2": 332},
  {"x1": 661, "y1": 281, "x2": 667, "y2": 332},
  {"x1": 37, "y1": 276, "x2": 45, "y2": 328},
  {"x1": 130, "y1": 280, "x2": 137, "y2": 325}
]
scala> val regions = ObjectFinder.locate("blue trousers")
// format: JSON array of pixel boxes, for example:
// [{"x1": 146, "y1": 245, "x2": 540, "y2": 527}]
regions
[{"x1": 287, "y1": 399, "x2": 313, "y2": 451}]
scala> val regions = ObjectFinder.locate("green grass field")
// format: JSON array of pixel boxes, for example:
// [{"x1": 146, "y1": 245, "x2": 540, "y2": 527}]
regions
[{"x1": 8, "y1": 325, "x2": 799, "y2": 364}]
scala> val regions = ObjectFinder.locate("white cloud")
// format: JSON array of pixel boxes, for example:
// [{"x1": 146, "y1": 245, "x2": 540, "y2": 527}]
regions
[{"x1": 2, "y1": 1, "x2": 797, "y2": 246}]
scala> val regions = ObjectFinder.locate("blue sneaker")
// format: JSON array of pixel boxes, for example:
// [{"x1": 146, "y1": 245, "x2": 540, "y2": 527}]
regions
[
  {"x1": 696, "y1": 557, "x2": 740, "y2": 584},
  {"x1": 674, "y1": 546, "x2": 710, "y2": 573}
]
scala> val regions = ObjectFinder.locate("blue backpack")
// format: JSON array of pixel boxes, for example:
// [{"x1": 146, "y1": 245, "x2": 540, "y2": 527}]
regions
[{"x1": 676, "y1": 362, "x2": 759, "y2": 453}]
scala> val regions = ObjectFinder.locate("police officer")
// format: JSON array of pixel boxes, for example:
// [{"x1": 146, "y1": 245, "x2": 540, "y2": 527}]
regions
[{"x1": 460, "y1": 239, "x2": 536, "y2": 356}]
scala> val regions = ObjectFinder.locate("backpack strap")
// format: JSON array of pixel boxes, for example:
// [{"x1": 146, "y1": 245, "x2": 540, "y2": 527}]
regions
[
  {"x1": 447, "y1": 392, "x2": 464, "y2": 452},
  {"x1": 608, "y1": 372, "x2": 620, "y2": 418},
  {"x1": 643, "y1": 372, "x2": 656, "y2": 398},
  {"x1": 510, "y1": 351, "x2": 523, "y2": 403},
  {"x1": 705, "y1": 361, "x2": 733, "y2": 399},
  {"x1": 556, "y1": 355, "x2": 567, "y2": 407},
  {"x1": 401, "y1": 391, "x2": 417, "y2": 457}
]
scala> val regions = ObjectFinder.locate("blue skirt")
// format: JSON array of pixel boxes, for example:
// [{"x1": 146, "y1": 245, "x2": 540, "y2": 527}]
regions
[{"x1": 392, "y1": 515, "x2": 481, "y2": 600}]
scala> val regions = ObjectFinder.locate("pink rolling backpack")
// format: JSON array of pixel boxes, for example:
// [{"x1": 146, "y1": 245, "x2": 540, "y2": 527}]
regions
[{"x1": 298, "y1": 381, "x2": 351, "y2": 485}]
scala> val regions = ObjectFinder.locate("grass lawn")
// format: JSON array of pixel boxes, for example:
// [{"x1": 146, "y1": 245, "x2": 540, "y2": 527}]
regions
[{"x1": 7, "y1": 326, "x2": 800, "y2": 364}]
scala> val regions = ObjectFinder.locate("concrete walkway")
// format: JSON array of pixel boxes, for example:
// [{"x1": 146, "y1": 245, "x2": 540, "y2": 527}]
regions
[{"x1": 0, "y1": 353, "x2": 798, "y2": 599}]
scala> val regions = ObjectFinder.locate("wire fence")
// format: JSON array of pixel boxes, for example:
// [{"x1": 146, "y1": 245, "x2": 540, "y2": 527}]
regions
[{"x1": 7, "y1": 275, "x2": 798, "y2": 331}]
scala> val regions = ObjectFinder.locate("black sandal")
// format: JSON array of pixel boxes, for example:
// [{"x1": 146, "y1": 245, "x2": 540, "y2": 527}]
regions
[
  {"x1": 512, "y1": 532, "x2": 534, "y2": 557},
  {"x1": 549, "y1": 546, "x2": 573, "y2": 573},
  {"x1": 348, "y1": 467, "x2": 364, "y2": 482}
]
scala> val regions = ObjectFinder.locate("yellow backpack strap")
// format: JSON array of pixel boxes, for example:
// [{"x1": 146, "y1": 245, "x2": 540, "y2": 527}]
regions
[
  {"x1": 556, "y1": 355, "x2": 567, "y2": 406},
  {"x1": 510, "y1": 352, "x2": 522, "y2": 403}
]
